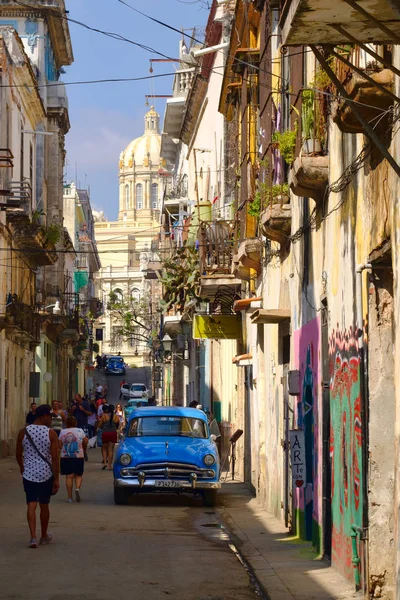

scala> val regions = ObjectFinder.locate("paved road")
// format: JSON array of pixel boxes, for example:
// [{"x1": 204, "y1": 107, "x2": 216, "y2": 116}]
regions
[
  {"x1": 0, "y1": 450, "x2": 258, "y2": 600},
  {"x1": 93, "y1": 366, "x2": 151, "y2": 406}
]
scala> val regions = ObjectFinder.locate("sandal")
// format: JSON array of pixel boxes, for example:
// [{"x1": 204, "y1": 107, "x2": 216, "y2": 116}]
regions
[
  {"x1": 29, "y1": 538, "x2": 38, "y2": 549},
  {"x1": 101, "y1": 465, "x2": 107, "y2": 470}
]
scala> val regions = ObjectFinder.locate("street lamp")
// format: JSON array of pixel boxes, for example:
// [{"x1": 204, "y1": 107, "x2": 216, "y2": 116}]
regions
[
  {"x1": 162, "y1": 334, "x2": 173, "y2": 353},
  {"x1": 45, "y1": 301, "x2": 61, "y2": 315}
]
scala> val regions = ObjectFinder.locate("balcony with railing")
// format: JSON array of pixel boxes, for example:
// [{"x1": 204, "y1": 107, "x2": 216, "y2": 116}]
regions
[
  {"x1": 331, "y1": 46, "x2": 396, "y2": 134},
  {"x1": 0, "y1": 148, "x2": 13, "y2": 169},
  {"x1": 198, "y1": 220, "x2": 241, "y2": 299},
  {"x1": 5, "y1": 181, "x2": 58, "y2": 266},
  {"x1": 0, "y1": 299, "x2": 40, "y2": 349},
  {"x1": 280, "y1": 0, "x2": 400, "y2": 46}
]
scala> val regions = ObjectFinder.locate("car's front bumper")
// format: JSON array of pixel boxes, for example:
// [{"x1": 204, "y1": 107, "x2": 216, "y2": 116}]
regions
[{"x1": 114, "y1": 477, "x2": 221, "y2": 490}]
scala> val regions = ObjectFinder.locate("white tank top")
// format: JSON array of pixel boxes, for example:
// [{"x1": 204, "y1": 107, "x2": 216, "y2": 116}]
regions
[{"x1": 23, "y1": 425, "x2": 52, "y2": 482}]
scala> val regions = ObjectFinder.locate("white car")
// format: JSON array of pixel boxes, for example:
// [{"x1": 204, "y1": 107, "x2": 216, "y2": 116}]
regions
[
  {"x1": 129, "y1": 383, "x2": 148, "y2": 399},
  {"x1": 120, "y1": 383, "x2": 131, "y2": 399}
]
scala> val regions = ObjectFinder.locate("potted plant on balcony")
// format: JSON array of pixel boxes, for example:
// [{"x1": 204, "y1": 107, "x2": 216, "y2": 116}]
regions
[
  {"x1": 260, "y1": 182, "x2": 291, "y2": 245},
  {"x1": 272, "y1": 128, "x2": 297, "y2": 165},
  {"x1": 301, "y1": 90, "x2": 322, "y2": 155}
]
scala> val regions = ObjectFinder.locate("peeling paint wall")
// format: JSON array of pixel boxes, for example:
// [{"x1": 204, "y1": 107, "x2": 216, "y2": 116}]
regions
[
  {"x1": 293, "y1": 318, "x2": 322, "y2": 550},
  {"x1": 329, "y1": 327, "x2": 363, "y2": 580}
]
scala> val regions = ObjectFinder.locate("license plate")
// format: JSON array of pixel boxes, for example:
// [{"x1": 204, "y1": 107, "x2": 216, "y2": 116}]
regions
[{"x1": 154, "y1": 480, "x2": 181, "y2": 488}]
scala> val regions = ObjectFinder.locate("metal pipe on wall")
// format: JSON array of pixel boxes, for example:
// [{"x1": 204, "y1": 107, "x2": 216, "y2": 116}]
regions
[{"x1": 356, "y1": 263, "x2": 372, "y2": 595}]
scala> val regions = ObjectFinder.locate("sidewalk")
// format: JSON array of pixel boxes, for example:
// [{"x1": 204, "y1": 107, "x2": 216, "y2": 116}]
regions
[{"x1": 218, "y1": 481, "x2": 356, "y2": 600}]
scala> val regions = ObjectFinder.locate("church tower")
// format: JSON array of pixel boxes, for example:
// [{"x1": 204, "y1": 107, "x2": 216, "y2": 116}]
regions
[{"x1": 118, "y1": 107, "x2": 170, "y2": 223}]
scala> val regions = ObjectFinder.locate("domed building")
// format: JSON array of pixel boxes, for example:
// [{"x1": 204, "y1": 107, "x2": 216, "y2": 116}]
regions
[
  {"x1": 118, "y1": 107, "x2": 169, "y2": 222},
  {"x1": 94, "y1": 108, "x2": 171, "y2": 367}
]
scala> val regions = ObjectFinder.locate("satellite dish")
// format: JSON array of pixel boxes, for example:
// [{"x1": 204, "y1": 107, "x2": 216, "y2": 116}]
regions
[{"x1": 43, "y1": 372, "x2": 53, "y2": 383}]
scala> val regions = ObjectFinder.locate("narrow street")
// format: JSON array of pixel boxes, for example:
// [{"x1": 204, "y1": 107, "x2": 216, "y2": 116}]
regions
[
  {"x1": 0, "y1": 370, "x2": 258, "y2": 600},
  {"x1": 95, "y1": 366, "x2": 152, "y2": 405}
]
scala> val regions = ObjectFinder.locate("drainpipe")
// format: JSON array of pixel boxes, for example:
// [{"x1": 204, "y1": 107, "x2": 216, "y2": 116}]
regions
[
  {"x1": 351, "y1": 524, "x2": 364, "y2": 590},
  {"x1": 355, "y1": 263, "x2": 371, "y2": 595}
]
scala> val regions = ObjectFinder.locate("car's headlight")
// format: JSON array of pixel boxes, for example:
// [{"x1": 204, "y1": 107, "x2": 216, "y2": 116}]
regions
[
  {"x1": 203, "y1": 454, "x2": 215, "y2": 466},
  {"x1": 120, "y1": 453, "x2": 132, "y2": 466}
]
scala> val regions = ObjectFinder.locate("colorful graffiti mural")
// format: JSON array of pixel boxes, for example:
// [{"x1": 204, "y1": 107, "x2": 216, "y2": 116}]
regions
[
  {"x1": 294, "y1": 317, "x2": 322, "y2": 551},
  {"x1": 329, "y1": 325, "x2": 363, "y2": 581}
]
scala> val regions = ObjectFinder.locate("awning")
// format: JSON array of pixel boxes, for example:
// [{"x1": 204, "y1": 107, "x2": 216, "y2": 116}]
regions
[
  {"x1": 233, "y1": 296, "x2": 262, "y2": 312},
  {"x1": 250, "y1": 309, "x2": 290, "y2": 324}
]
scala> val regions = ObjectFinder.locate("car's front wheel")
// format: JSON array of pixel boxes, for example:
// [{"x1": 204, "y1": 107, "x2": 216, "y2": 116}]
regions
[
  {"x1": 114, "y1": 487, "x2": 130, "y2": 505},
  {"x1": 203, "y1": 490, "x2": 218, "y2": 507}
]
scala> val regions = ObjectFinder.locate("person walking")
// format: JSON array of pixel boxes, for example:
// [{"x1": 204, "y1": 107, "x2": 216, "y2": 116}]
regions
[
  {"x1": 15, "y1": 404, "x2": 60, "y2": 548},
  {"x1": 26, "y1": 402, "x2": 37, "y2": 425},
  {"x1": 57, "y1": 402, "x2": 68, "y2": 426},
  {"x1": 87, "y1": 399, "x2": 97, "y2": 439},
  {"x1": 98, "y1": 404, "x2": 120, "y2": 470},
  {"x1": 50, "y1": 400, "x2": 65, "y2": 436},
  {"x1": 95, "y1": 354, "x2": 102, "y2": 370},
  {"x1": 119, "y1": 380, "x2": 126, "y2": 400},
  {"x1": 71, "y1": 394, "x2": 91, "y2": 429},
  {"x1": 59, "y1": 416, "x2": 88, "y2": 503},
  {"x1": 115, "y1": 404, "x2": 125, "y2": 427},
  {"x1": 95, "y1": 383, "x2": 103, "y2": 401}
]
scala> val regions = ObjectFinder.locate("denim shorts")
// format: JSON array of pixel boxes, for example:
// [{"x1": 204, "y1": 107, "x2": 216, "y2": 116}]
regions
[{"x1": 23, "y1": 477, "x2": 53, "y2": 505}]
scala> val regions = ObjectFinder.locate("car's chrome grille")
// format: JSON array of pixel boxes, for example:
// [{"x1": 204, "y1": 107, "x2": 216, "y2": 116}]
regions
[{"x1": 121, "y1": 462, "x2": 214, "y2": 479}]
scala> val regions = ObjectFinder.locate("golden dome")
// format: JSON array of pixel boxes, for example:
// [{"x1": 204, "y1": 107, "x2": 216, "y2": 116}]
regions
[{"x1": 120, "y1": 107, "x2": 162, "y2": 169}]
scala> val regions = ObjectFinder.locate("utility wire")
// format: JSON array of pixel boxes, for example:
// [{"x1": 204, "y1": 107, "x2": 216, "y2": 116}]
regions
[
  {"x1": 0, "y1": 2, "x2": 392, "y2": 114},
  {"x1": 0, "y1": 72, "x2": 179, "y2": 89}
]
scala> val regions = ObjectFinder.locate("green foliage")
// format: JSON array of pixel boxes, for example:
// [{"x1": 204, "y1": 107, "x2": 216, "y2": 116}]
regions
[
  {"x1": 107, "y1": 291, "x2": 155, "y2": 343},
  {"x1": 31, "y1": 209, "x2": 45, "y2": 224},
  {"x1": 248, "y1": 192, "x2": 261, "y2": 218},
  {"x1": 41, "y1": 223, "x2": 61, "y2": 247},
  {"x1": 272, "y1": 128, "x2": 297, "y2": 165},
  {"x1": 302, "y1": 89, "x2": 315, "y2": 140},
  {"x1": 159, "y1": 242, "x2": 203, "y2": 314},
  {"x1": 271, "y1": 183, "x2": 289, "y2": 198},
  {"x1": 249, "y1": 182, "x2": 290, "y2": 218},
  {"x1": 312, "y1": 62, "x2": 333, "y2": 91},
  {"x1": 93, "y1": 342, "x2": 99, "y2": 354}
]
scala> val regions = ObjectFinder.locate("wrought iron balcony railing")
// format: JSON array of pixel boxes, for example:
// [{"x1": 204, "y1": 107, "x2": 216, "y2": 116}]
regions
[{"x1": 199, "y1": 220, "x2": 236, "y2": 276}]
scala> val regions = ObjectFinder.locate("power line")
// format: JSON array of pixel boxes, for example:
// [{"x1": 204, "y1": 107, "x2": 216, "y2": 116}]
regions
[
  {"x1": 0, "y1": 72, "x2": 179, "y2": 89},
  {"x1": 0, "y1": 2, "x2": 392, "y2": 114}
]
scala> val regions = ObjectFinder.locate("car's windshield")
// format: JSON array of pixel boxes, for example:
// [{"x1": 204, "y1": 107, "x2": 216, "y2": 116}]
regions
[
  {"x1": 131, "y1": 384, "x2": 146, "y2": 391},
  {"x1": 127, "y1": 401, "x2": 149, "y2": 408},
  {"x1": 109, "y1": 357, "x2": 124, "y2": 365},
  {"x1": 128, "y1": 416, "x2": 207, "y2": 439}
]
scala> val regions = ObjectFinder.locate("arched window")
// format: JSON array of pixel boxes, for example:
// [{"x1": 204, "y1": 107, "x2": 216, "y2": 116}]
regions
[
  {"x1": 111, "y1": 288, "x2": 123, "y2": 305},
  {"x1": 151, "y1": 183, "x2": 158, "y2": 209},
  {"x1": 131, "y1": 288, "x2": 141, "y2": 302},
  {"x1": 125, "y1": 184, "x2": 130, "y2": 209},
  {"x1": 136, "y1": 183, "x2": 143, "y2": 209}
]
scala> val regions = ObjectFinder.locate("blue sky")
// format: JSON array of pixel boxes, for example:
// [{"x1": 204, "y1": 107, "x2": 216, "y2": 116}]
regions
[{"x1": 64, "y1": 0, "x2": 208, "y2": 219}]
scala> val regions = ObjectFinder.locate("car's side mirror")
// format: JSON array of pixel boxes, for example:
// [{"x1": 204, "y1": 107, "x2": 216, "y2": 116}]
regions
[{"x1": 210, "y1": 434, "x2": 217, "y2": 443}]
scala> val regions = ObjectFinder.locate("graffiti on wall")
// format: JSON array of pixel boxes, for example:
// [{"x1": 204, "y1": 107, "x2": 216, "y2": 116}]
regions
[
  {"x1": 294, "y1": 317, "x2": 322, "y2": 548},
  {"x1": 329, "y1": 325, "x2": 363, "y2": 580}
]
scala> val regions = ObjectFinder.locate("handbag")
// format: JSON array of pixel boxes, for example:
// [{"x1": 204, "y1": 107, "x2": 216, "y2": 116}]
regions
[{"x1": 24, "y1": 427, "x2": 57, "y2": 495}]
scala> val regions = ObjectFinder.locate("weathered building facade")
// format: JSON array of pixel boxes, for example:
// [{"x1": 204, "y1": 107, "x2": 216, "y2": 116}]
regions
[{"x1": 158, "y1": 0, "x2": 400, "y2": 596}]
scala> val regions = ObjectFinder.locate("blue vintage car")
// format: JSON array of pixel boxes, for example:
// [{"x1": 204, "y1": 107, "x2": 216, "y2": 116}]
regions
[
  {"x1": 105, "y1": 356, "x2": 126, "y2": 375},
  {"x1": 124, "y1": 398, "x2": 149, "y2": 422},
  {"x1": 113, "y1": 406, "x2": 221, "y2": 506}
]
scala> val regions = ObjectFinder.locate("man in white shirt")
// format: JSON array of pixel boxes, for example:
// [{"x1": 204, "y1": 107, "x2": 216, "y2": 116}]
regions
[{"x1": 95, "y1": 383, "x2": 103, "y2": 400}]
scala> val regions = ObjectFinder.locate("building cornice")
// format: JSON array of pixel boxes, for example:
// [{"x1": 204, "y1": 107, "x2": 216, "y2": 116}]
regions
[
  {"x1": 0, "y1": 30, "x2": 46, "y2": 124},
  {"x1": 0, "y1": 2, "x2": 74, "y2": 68}
]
